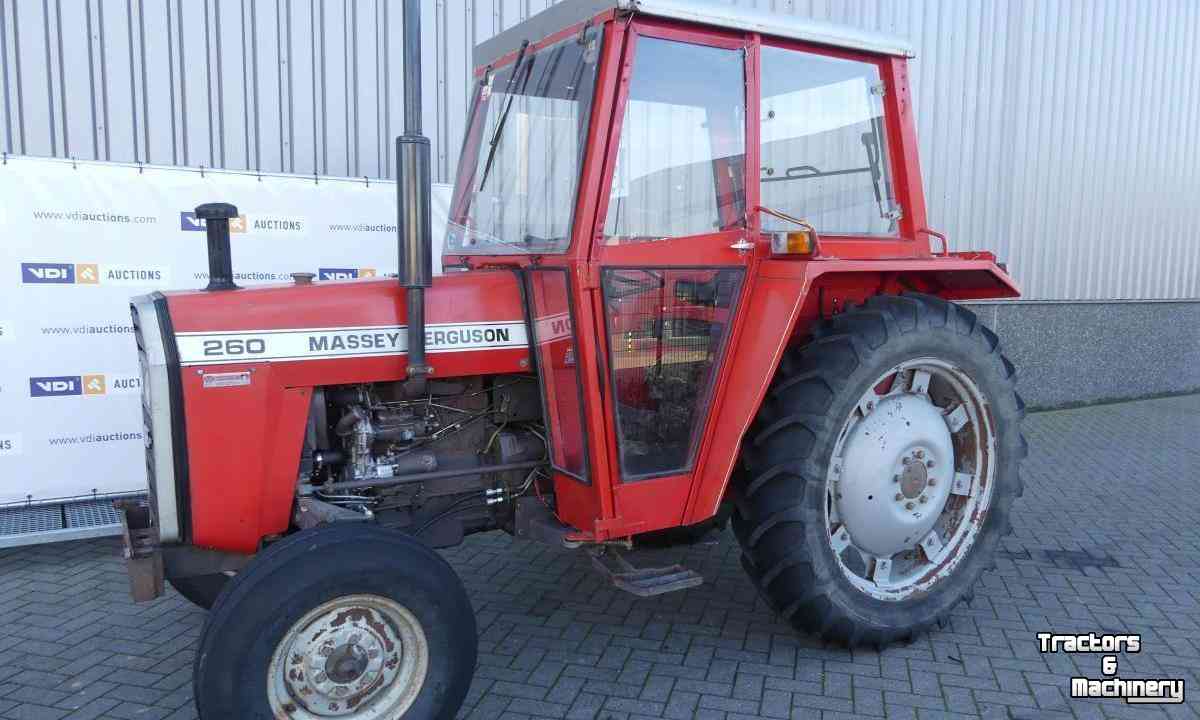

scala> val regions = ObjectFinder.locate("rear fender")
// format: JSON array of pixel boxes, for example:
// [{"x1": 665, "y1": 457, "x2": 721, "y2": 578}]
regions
[{"x1": 682, "y1": 255, "x2": 1018, "y2": 525}]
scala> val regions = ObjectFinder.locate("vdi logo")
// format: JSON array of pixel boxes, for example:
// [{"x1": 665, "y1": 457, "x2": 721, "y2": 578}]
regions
[
  {"x1": 28, "y1": 373, "x2": 126, "y2": 397},
  {"x1": 30, "y1": 376, "x2": 82, "y2": 397},
  {"x1": 21, "y1": 262, "x2": 99, "y2": 284},
  {"x1": 179, "y1": 212, "x2": 205, "y2": 232},
  {"x1": 318, "y1": 267, "x2": 377, "y2": 280},
  {"x1": 82, "y1": 374, "x2": 107, "y2": 395},
  {"x1": 180, "y1": 211, "x2": 247, "y2": 233},
  {"x1": 76, "y1": 263, "x2": 100, "y2": 284},
  {"x1": 22, "y1": 262, "x2": 74, "y2": 284}
]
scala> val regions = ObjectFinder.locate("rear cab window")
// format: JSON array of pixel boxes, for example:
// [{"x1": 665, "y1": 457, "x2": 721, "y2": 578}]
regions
[{"x1": 759, "y1": 45, "x2": 899, "y2": 236}]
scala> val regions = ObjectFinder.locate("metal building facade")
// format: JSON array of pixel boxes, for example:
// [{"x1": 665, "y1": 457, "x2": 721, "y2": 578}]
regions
[{"x1": 2, "y1": 0, "x2": 1198, "y2": 301}]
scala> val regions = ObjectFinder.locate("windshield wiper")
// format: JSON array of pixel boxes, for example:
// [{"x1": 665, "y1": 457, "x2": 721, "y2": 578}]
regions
[
  {"x1": 861, "y1": 118, "x2": 886, "y2": 217},
  {"x1": 478, "y1": 40, "x2": 532, "y2": 192}
]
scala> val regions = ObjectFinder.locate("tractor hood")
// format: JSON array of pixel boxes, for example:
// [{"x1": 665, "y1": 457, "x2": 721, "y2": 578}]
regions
[
  {"x1": 156, "y1": 270, "x2": 531, "y2": 378},
  {"x1": 130, "y1": 269, "x2": 532, "y2": 553}
]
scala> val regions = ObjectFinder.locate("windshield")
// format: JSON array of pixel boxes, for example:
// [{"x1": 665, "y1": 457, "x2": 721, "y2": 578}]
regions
[{"x1": 445, "y1": 27, "x2": 602, "y2": 256}]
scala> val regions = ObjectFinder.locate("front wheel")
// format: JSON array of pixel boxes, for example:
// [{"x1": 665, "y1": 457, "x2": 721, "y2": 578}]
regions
[
  {"x1": 193, "y1": 524, "x2": 477, "y2": 719},
  {"x1": 732, "y1": 293, "x2": 1026, "y2": 646}
]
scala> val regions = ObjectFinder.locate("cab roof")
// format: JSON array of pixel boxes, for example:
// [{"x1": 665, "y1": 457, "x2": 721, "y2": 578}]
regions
[{"x1": 474, "y1": 0, "x2": 914, "y2": 68}]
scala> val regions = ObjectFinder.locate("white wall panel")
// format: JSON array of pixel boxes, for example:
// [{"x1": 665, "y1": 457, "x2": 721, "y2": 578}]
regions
[{"x1": 1, "y1": 0, "x2": 1197, "y2": 300}]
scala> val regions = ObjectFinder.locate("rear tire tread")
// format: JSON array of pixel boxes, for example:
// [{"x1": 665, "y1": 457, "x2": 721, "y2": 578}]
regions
[{"x1": 730, "y1": 293, "x2": 1025, "y2": 647}]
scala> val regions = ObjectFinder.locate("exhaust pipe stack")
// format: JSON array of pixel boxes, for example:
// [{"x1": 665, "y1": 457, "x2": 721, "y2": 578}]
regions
[
  {"x1": 196, "y1": 202, "x2": 240, "y2": 292},
  {"x1": 397, "y1": 0, "x2": 433, "y2": 395}
]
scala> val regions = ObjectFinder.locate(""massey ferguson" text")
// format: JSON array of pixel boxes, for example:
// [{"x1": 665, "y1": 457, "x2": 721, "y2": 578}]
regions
[{"x1": 306, "y1": 327, "x2": 512, "y2": 353}]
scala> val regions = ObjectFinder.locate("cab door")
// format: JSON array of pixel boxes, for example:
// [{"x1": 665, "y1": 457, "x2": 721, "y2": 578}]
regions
[{"x1": 588, "y1": 20, "x2": 758, "y2": 534}]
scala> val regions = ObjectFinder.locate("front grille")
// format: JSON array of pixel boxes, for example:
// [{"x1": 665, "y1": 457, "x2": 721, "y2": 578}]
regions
[
  {"x1": 130, "y1": 293, "x2": 180, "y2": 542},
  {"x1": 131, "y1": 304, "x2": 158, "y2": 524}
]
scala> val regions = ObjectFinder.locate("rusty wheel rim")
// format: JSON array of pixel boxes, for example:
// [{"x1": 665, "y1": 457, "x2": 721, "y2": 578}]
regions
[
  {"x1": 268, "y1": 594, "x2": 428, "y2": 718},
  {"x1": 824, "y1": 358, "x2": 997, "y2": 602}
]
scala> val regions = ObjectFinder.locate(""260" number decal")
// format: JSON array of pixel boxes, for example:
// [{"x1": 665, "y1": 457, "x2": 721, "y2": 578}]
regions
[{"x1": 202, "y1": 338, "x2": 267, "y2": 357}]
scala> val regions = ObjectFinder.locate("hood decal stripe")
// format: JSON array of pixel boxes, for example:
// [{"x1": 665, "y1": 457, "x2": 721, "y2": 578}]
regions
[{"x1": 176, "y1": 321, "x2": 528, "y2": 366}]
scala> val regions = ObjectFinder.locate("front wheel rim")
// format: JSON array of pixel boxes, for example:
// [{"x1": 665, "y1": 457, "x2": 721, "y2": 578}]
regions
[
  {"x1": 268, "y1": 594, "x2": 428, "y2": 719},
  {"x1": 824, "y1": 358, "x2": 997, "y2": 601}
]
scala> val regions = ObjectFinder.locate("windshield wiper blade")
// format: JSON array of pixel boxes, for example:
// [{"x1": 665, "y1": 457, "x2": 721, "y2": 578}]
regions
[
  {"x1": 861, "y1": 119, "x2": 886, "y2": 216},
  {"x1": 478, "y1": 40, "x2": 532, "y2": 192}
]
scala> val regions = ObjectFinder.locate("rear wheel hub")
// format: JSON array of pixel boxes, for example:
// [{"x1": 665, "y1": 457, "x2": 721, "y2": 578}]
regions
[
  {"x1": 835, "y1": 395, "x2": 953, "y2": 558},
  {"x1": 898, "y1": 457, "x2": 929, "y2": 499},
  {"x1": 826, "y1": 358, "x2": 997, "y2": 601}
]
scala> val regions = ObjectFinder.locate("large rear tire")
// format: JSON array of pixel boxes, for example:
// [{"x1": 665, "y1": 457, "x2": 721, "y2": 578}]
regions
[
  {"x1": 731, "y1": 293, "x2": 1025, "y2": 646},
  {"x1": 193, "y1": 523, "x2": 477, "y2": 720}
]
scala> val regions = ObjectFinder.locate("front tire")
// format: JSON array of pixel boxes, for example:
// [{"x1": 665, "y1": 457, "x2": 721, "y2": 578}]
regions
[
  {"x1": 732, "y1": 293, "x2": 1026, "y2": 646},
  {"x1": 193, "y1": 524, "x2": 477, "y2": 719}
]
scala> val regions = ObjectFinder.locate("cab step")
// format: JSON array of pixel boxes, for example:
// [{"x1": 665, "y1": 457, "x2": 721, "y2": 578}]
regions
[{"x1": 588, "y1": 546, "x2": 704, "y2": 597}]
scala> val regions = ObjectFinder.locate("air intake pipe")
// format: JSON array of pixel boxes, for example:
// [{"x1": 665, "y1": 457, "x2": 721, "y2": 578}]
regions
[
  {"x1": 196, "y1": 202, "x2": 240, "y2": 291},
  {"x1": 397, "y1": 0, "x2": 433, "y2": 395}
]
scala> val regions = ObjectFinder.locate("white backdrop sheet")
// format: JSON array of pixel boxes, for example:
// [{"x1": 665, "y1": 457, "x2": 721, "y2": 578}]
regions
[{"x1": 0, "y1": 156, "x2": 450, "y2": 504}]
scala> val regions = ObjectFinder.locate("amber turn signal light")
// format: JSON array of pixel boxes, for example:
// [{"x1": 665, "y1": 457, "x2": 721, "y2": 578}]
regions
[{"x1": 769, "y1": 230, "x2": 814, "y2": 255}]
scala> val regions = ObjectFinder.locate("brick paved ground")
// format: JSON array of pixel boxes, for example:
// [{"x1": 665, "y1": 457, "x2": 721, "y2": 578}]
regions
[{"x1": 1, "y1": 394, "x2": 1198, "y2": 719}]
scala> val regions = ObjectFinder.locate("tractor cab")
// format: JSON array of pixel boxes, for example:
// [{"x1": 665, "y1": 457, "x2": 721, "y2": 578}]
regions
[{"x1": 441, "y1": 0, "x2": 1015, "y2": 540}]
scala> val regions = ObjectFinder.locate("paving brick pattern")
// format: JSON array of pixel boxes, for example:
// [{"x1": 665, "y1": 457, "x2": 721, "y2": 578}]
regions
[{"x1": 1, "y1": 394, "x2": 1198, "y2": 719}]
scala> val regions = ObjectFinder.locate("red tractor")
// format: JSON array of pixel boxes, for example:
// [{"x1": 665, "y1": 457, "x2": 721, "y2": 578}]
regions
[{"x1": 117, "y1": 1, "x2": 1025, "y2": 718}]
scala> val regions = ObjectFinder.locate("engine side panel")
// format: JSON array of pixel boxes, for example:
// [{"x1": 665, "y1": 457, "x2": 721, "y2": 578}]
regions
[{"x1": 165, "y1": 270, "x2": 530, "y2": 552}]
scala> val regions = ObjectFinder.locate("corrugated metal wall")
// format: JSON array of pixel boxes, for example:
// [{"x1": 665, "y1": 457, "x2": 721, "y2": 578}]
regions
[{"x1": 2, "y1": 0, "x2": 1197, "y2": 300}]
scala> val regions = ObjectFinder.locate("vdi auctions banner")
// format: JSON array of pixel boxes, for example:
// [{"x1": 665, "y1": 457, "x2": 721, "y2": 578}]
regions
[{"x1": 0, "y1": 156, "x2": 449, "y2": 504}]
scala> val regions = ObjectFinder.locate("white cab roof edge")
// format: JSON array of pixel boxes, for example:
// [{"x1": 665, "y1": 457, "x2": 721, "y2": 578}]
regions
[
  {"x1": 473, "y1": 0, "x2": 913, "y2": 68},
  {"x1": 620, "y1": 0, "x2": 913, "y2": 57}
]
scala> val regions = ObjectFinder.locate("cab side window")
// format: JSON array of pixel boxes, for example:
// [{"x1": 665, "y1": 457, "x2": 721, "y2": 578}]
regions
[
  {"x1": 603, "y1": 37, "x2": 746, "y2": 242},
  {"x1": 760, "y1": 46, "x2": 898, "y2": 235}
]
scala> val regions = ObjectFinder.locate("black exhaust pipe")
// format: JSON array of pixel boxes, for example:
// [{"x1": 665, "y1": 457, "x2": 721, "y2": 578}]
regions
[
  {"x1": 196, "y1": 202, "x2": 240, "y2": 291},
  {"x1": 397, "y1": 0, "x2": 433, "y2": 395}
]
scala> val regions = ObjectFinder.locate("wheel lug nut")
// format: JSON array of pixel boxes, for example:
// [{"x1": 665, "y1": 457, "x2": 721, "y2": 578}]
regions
[
  {"x1": 919, "y1": 495, "x2": 927, "y2": 503},
  {"x1": 915, "y1": 449, "x2": 925, "y2": 459},
  {"x1": 928, "y1": 479, "x2": 936, "y2": 486},
  {"x1": 926, "y1": 459, "x2": 934, "y2": 468},
  {"x1": 905, "y1": 502, "x2": 914, "y2": 510},
  {"x1": 894, "y1": 493, "x2": 903, "y2": 501},
  {"x1": 893, "y1": 474, "x2": 900, "y2": 483}
]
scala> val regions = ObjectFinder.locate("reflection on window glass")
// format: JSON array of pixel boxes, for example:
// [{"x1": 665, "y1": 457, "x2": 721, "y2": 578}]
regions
[
  {"x1": 527, "y1": 270, "x2": 587, "y2": 481},
  {"x1": 760, "y1": 46, "x2": 898, "y2": 235},
  {"x1": 445, "y1": 30, "x2": 601, "y2": 255},
  {"x1": 603, "y1": 38, "x2": 746, "y2": 242},
  {"x1": 604, "y1": 268, "x2": 743, "y2": 479}
]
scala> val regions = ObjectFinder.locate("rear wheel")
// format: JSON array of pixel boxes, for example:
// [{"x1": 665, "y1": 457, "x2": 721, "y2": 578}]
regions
[
  {"x1": 732, "y1": 293, "x2": 1025, "y2": 646},
  {"x1": 193, "y1": 524, "x2": 477, "y2": 719}
]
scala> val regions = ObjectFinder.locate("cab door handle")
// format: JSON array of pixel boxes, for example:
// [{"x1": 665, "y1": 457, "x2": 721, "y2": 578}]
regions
[{"x1": 729, "y1": 239, "x2": 754, "y2": 253}]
